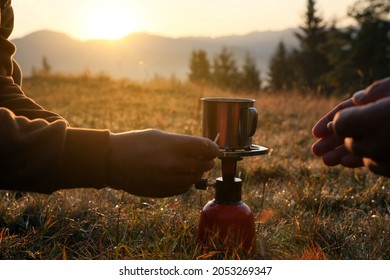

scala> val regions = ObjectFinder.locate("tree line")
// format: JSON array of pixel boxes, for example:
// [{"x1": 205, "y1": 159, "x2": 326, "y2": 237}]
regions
[
  {"x1": 188, "y1": 47, "x2": 261, "y2": 91},
  {"x1": 188, "y1": 0, "x2": 389, "y2": 95}
]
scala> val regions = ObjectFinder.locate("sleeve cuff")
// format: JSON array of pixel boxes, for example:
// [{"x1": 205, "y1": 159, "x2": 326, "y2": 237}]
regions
[{"x1": 55, "y1": 127, "x2": 111, "y2": 188}]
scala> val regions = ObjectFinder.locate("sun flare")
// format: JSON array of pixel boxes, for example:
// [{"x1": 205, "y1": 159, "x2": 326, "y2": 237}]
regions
[{"x1": 84, "y1": 3, "x2": 137, "y2": 40}]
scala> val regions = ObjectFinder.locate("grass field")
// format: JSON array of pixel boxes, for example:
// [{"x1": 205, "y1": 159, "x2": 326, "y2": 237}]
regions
[{"x1": 0, "y1": 74, "x2": 389, "y2": 259}]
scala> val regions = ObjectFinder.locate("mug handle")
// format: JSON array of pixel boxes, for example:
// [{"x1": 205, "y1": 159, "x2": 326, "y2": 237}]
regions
[{"x1": 247, "y1": 107, "x2": 258, "y2": 137}]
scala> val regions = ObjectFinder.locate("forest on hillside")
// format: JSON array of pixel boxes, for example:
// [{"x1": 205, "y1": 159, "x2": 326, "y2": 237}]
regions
[{"x1": 188, "y1": 0, "x2": 389, "y2": 95}]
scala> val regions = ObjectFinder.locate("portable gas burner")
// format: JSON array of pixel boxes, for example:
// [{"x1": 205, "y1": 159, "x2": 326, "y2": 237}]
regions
[{"x1": 195, "y1": 97, "x2": 268, "y2": 253}]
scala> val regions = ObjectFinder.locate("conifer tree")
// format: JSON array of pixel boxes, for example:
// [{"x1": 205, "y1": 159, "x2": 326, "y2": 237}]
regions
[
  {"x1": 241, "y1": 52, "x2": 261, "y2": 91},
  {"x1": 188, "y1": 49, "x2": 211, "y2": 83},
  {"x1": 268, "y1": 41, "x2": 295, "y2": 91},
  {"x1": 318, "y1": 22, "x2": 356, "y2": 94},
  {"x1": 211, "y1": 47, "x2": 240, "y2": 90},
  {"x1": 40, "y1": 56, "x2": 52, "y2": 76},
  {"x1": 294, "y1": 0, "x2": 330, "y2": 93},
  {"x1": 347, "y1": 0, "x2": 390, "y2": 85}
]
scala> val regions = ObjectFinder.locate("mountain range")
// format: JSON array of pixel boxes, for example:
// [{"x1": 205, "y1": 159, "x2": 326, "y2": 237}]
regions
[{"x1": 12, "y1": 29, "x2": 298, "y2": 81}]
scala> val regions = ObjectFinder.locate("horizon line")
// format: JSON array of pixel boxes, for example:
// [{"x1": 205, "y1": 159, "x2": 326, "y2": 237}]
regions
[{"x1": 10, "y1": 27, "x2": 300, "y2": 42}]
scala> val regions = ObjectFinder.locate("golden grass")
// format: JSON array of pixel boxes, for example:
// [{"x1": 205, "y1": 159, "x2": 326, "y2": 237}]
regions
[{"x1": 0, "y1": 74, "x2": 388, "y2": 259}]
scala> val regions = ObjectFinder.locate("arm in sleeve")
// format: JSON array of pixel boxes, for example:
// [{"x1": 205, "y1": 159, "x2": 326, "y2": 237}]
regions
[
  {"x1": 0, "y1": 1, "x2": 111, "y2": 193},
  {"x1": 0, "y1": 2, "x2": 65, "y2": 123},
  {"x1": 0, "y1": 107, "x2": 111, "y2": 194},
  {"x1": 0, "y1": 76, "x2": 66, "y2": 123}
]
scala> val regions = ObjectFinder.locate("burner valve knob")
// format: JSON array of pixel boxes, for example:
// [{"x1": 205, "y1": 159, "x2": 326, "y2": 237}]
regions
[{"x1": 195, "y1": 178, "x2": 216, "y2": 190}]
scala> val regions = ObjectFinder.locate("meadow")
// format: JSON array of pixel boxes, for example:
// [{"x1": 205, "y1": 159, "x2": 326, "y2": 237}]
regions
[{"x1": 0, "y1": 74, "x2": 388, "y2": 259}]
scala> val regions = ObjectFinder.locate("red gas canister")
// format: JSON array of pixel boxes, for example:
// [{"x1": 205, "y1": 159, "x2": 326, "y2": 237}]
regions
[{"x1": 197, "y1": 177, "x2": 256, "y2": 253}]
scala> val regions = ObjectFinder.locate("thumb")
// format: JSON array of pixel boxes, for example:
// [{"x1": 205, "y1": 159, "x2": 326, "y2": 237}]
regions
[
  {"x1": 352, "y1": 90, "x2": 368, "y2": 105},
  {"x1": 332, "y1": 106, "x2": 369, "y2": 138},
  {"x1": 353, "y1": 77, "x2": 390, "y2": 105}
]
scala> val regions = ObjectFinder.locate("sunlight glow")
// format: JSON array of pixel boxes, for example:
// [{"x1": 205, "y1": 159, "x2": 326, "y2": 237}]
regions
[{"x1": 84, "y1": 3, "x2": 137, "y2": 40}]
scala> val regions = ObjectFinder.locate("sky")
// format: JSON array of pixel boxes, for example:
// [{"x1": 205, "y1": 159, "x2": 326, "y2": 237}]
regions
[{"x1": 10, "y1": 0, "x2": 358, "y2": 40}]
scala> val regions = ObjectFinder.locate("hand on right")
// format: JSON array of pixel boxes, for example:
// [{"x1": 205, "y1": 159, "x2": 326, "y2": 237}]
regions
[
  {"x1": 332, "y1": 98, "x2": 390, "y2": 177},
  {"x1": 311, "y1": 98, "x2": 363, "y2": 168},
  {"x1": 311, "y1": 77, "x2": 390, "y2": 170}
]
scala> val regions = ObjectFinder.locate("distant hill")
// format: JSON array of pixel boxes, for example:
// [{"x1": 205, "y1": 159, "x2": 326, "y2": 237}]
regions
[{"x1": 12, "y1": 29, "x2": 298, "y2": 81}]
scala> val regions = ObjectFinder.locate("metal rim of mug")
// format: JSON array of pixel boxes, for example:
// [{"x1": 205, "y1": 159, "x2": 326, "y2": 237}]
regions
[{"x1": 201, "y1": 97, "x2": 255, "y2": 103}]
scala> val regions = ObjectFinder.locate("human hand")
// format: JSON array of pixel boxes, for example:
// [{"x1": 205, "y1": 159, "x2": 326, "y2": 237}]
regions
[
  {"x1": 107, "y1": 129, "x2": 219, "y2": 198},
  {"x1": 312, "y1": 77, "x2": 390, "y2": 169},
  {"x1": 332, "y1": 98, "x2": 390, "y2": 177},
  {"x1": 311, "y1": 98, "x2": 364, "y2": 167}
]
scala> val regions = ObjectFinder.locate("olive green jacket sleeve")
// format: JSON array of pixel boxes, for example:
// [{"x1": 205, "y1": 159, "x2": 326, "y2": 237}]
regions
[{"x1": 0, "y1": 1, "x2": 111, "y2": 193}]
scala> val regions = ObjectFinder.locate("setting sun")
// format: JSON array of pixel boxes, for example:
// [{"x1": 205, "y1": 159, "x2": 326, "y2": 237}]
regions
[{"x1": 84, "y1": 3, "x2": 137, "y2": 40}]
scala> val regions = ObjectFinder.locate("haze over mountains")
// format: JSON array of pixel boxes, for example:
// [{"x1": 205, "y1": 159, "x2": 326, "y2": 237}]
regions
[{"x1": 12, "y1": 29, "x2": 298, "y2": 81}]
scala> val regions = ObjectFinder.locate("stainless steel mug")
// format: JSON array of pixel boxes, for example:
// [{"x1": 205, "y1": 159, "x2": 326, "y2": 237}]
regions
[{"x1": 201, "y1": 97, "x2": 258, "y2": 150}]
